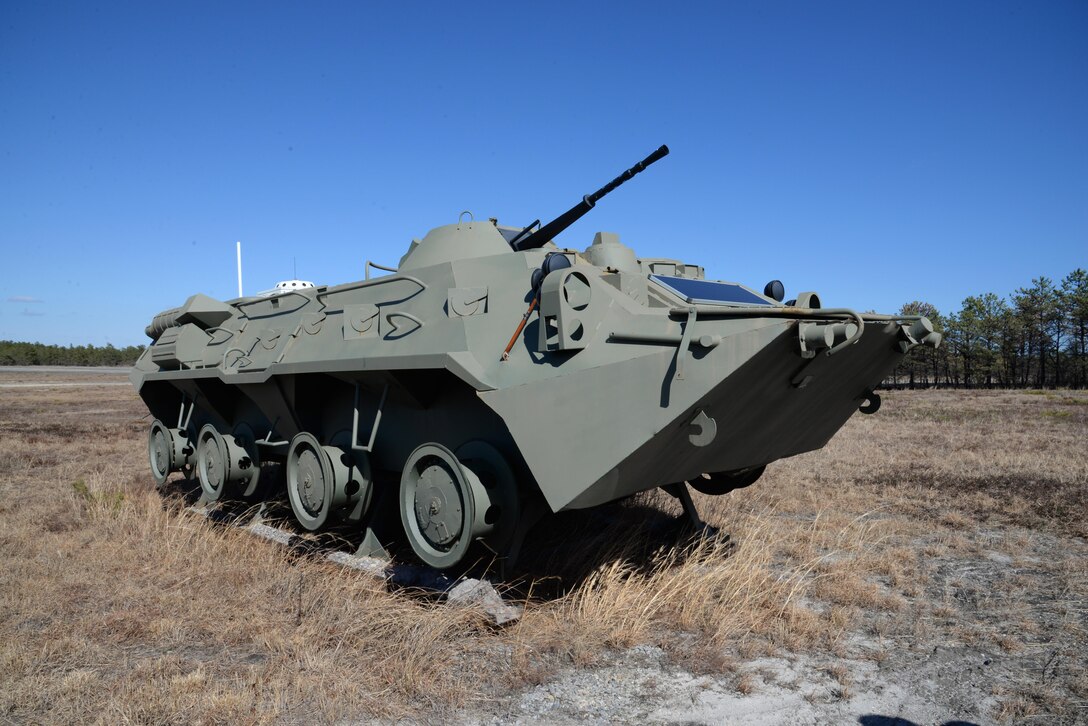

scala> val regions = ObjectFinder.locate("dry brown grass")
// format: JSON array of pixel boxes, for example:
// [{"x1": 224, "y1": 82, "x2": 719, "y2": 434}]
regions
[{"x1": 1, "y1": 373, "x2": 1086, "y2": 723}]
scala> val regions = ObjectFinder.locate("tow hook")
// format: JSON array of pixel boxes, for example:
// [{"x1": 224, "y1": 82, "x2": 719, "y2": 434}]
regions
[{"x1": 858, "y1": 388, "x2": 881, "y2": 415}]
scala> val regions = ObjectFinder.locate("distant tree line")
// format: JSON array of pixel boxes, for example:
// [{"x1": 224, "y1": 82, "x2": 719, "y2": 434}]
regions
[
  {"x1": 0, "y1": 340, "x2": 145, "y2": 366},
  {"x1": 894, "y1": 269, "x2": 1088, "y2": 389}
]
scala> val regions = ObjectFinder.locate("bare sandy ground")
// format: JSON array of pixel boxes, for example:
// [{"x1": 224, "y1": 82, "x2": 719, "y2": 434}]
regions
[
  {"x1": 0, "y1": 365, "x2": 131, "y2": 374},
  {"x1": 0, "y1": 365, "x2": 131, "y2": 387}
]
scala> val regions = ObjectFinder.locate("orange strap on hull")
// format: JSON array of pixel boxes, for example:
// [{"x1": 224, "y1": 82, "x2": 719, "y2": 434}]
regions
[{"x1": 501, "y1": 296, "x2": 539, "y2": 361}]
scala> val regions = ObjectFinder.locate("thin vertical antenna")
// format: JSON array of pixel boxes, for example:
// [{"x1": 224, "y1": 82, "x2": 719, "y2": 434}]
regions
[
  {"x1": 236, "y1": 241, "x2": 243, "y2": 297},
  {"x1": 293, "y1": 257, "x2": 297, "y2": 279}
]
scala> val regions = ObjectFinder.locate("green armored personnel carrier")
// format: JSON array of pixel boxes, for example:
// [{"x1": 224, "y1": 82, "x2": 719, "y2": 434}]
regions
[{"x1": 133, "y1": 146, "x2": 939, "y2": 569}]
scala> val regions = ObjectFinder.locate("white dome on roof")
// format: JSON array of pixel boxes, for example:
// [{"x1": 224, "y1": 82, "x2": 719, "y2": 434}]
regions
[{"x1": 256, "y1": 279, "x2": 316, "y2": 297}]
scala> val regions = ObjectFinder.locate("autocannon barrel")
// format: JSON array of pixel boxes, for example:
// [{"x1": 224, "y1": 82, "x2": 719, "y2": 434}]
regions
[{"x1": 512, "y1": 144, "x2": 669, "y2": 251}]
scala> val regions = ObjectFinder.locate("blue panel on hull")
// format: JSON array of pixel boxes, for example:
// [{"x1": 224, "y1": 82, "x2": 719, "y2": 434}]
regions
[{"x1": 651, "y1": 276, "x2": 773, "y2": 306}]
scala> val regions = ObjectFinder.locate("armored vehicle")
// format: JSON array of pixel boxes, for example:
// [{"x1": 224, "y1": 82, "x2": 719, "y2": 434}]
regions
[{"x1": 133, "y1": 145, "x2": 939, "y2": 570}]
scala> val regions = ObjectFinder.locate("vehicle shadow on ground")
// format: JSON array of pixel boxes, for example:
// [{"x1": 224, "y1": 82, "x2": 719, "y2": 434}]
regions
[
  {"x1": 159, "y1": 473, "x2": 722, "y2": 603},
  {"x1": 501, "y1": 497, "x2": 725, "y2": 600}
]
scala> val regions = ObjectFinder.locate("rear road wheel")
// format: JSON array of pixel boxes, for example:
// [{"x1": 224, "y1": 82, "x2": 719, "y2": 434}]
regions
[{"x1": 148, "y1": 419, "x2": 193, "y2": 487}]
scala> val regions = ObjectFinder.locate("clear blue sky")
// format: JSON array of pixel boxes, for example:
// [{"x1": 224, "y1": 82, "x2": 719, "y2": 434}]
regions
[{"x1": 1, "y1": 1, "x2": 1085, "y2": 347}]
